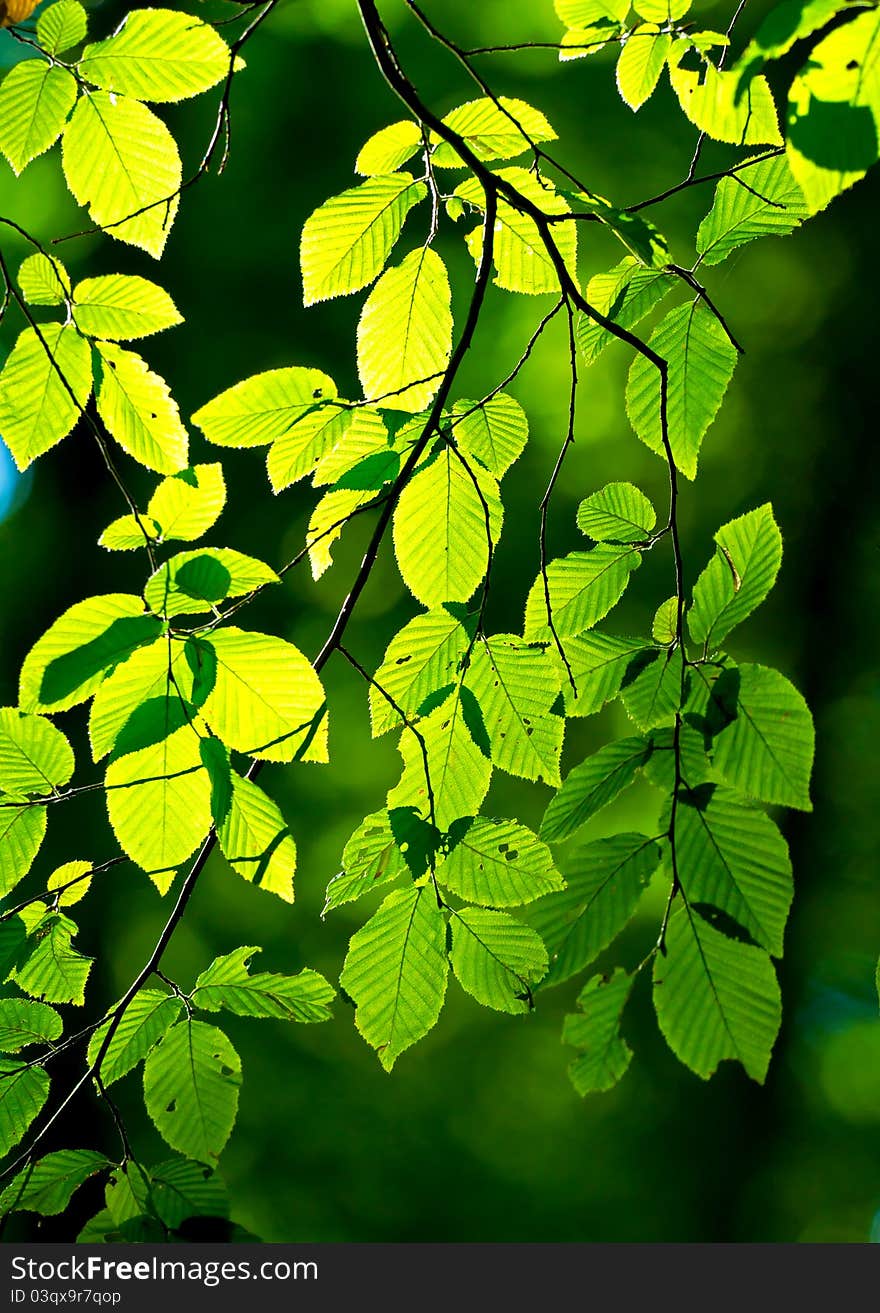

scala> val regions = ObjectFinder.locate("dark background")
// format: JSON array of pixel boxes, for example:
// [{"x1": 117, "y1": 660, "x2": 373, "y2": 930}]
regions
[{"x1": 1, "y1": 0, "x2": 878, "y2": 1242}]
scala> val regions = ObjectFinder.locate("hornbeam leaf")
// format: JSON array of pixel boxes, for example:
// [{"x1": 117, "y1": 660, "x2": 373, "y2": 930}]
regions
[
  {"x1": 0, "y1": 998, "x2": 62, "y2": 1052},
  {"x1": 356, "y1": 120, "x2": 422, "y2": 175},
  {"x1": 711, "y1": 664, "x2": 814, "y2": 810},
  {"x1": 96, "y1": 343, "x2": 188, "y2": 474},
  {"x1": 324, "y1": 811, "x2": 409, "y2": 913},
  {"x1": 541, "y1": 738, "x2": 651, "y2": 844},
  {"x1": 193, "y1": 946, "x2": 334, "y2": 1022},
  {"x1": 198, "y1": 628, "x2": 328, "y2": 764},
  {"x1": 192, "y1": 367, "x2": 337, "y2": 449},
  {"x1": 87, "y1": 635, "x2": 196, "y2": 761},
  {"x1": 144, "y1": 547, "x2": 278, "y2": 618},
  {"x1": 563, "y1": 968, "x2": 635, "y2": 1094},
  {"x1": 214, "y1": 773, "x2": 297, "y2": 903},
  {"x1": 98, "y1": 515, "x2": 161, "y2": 552},
  {"x1": 447, "y1": 393, "x2": 529, "y2": 477},
  {"x1": 78, "y1": 9, "x2": 231, "y2": 103},
  {"x1": 465, "y1": 635, "x2": 565, "y2": 785},
  {"x1": 340, "y1": 885, "x2": 448, "y2": 1070},
  {"x1": 105, "y1": 727, "x2": 213, "y2": 890},
  {"x1": 562, "y1": 631, "x2": 647, "y2": 717},
  {"x1": 0, "y1": 1061, "x2": 49, "y2": 1157},
  {"x1": 539, "y1": 815, "x2": 657, "y2": 953},
  {"x1": 17, "y1": 253, "x2": 70, "y2": 307},
  {"x1": 653, "y1": 905, "x2": 781, "y2": 1082},
  {"x1": 0, "y1": 1150, "x2": 109, "y2": 1218},
  {"x1": 393, "y1": 445, "x2": 502, "y2": 607},
  {"x1": 0, "y1": 61, "x2": 77, "y2": 174},
  {"x1": 696, "y1": 154, "x2": 808, "y2": 266},
  {"x1": 0, "y1": 324, "x2": 92, "y2": 471},
  {"x1": 675, "y1": 784, "x2": 793, "y2": 955},
  {"x1": 450, "y1": 908, "x2": 547, "y2": 1014},
  {"x1": 0, "y1": 708, "x2": 74, "y2": 795},
  {"x1": 36, "y1": 1, "x2": 87, "y2": 54},
  {"x1": 556, "y1": 0, "x2": 630, "y2": 24},
  {"x1": 73, "y1": 274, "x2": 182, "y2": 340},
  {"x1": 62, "y1": 92, "x2": 182, "y2": 258},
  {"x1": 12, "y1": 911, "x2": 92, "y2": 1004},
  {"x1": 626, "y1": 301, "x2": 738, "y2": 479},
  {"x1": 267, "y1": 403, "x2": 352, "y2": 492},
  {"x1": 576, "y1": 259, "x2": 674, "y2": 365},
  {"x1": 667, "y1": 54, "x2": 782, "y2": 146},
  {"x1": 577, "y1": 482, "x2": 656, "y2": 543},
  {"x1": 689, "y1": 504, "x2": 782, "y2": 651},
  {"x1": 0, "y1": 805, "x2": 47, "y2": 897},
  {"x1": 524, "y1": 548, "x2": 640, "y2": 640},
  {"x1": 47, "y1": 859, "x2": 93, "y2": 908},
  {"x1": 300, "y1": 175, "x2": 427, "y2": 305},
  {"x1": 432, "y1": 97, "x2": 556, "y2": 168},
  {"x1": 87, "y1": 989, "x2": 181, "y2": 1085},
  {"x1": 306, "y1": 487, "x2": 376, "y2": 579},
  {"x1": 456, "y1": 167, "x2": 578, "y2": 295},
  {"x1": 620, "y1": 648, "x2": 684, "y2": 731},
  {"x1": 20, "y1": 594, "x2": 161, "y2": 714},
  {"x1": 148, "y1": 464, "x2": 226, "y2": 541},
  {"x1": 357, "y1": 247, "x2": 453, "y2": 413},
  {"x1": 148, "y1": 1157, "x2": 228, "y2": 1229},
  {"x1": 616, "y1": 28, "x2": 671, "y2": 110},
  {"x1": 440, "y1": 817, "x2": 564, "y2": 907},
  {"x1": 311, "y1": 406, "x2": 392, "y2": 486},
  {"x1": 386, "y1": 687, "x2": 492, "y2": 830},
  {"x1": 370, "y1": 606, "x2": 473, "y2": 737},
  {"x1": 143, "y1": 1019, "x2": 242, "y2": 1162}
]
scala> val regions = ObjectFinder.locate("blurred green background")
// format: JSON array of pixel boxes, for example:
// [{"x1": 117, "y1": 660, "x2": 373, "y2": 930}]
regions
[{"x1": 1, "y1": 0, "x2": 878, "y2": 1244}]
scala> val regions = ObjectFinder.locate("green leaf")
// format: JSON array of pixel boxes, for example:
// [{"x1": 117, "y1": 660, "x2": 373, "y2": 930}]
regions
[
  {"x1": 440, "y1": 817, "x2": 564, "y2": 907},
  {"x1": 562, "y1": 631, "x2": 646, "y2": 717},
  {"x1": 357, "y1": 247, "x2": 452, "y2": 413},
  {"x1": 0, "y1": 1150, "x2": 108, "y2": 1217},
  {"x1": 199, "y1": 628, "x2": 328, "y2": 764},
  {"x1": 0, "y1": 61, "x2": 77, "y2": 174},
  {"x1": 541, "y1": 738, "x2": 652, "y2": 844},
  {"x1": 192, "y1": 366, "x2": 337, "y2": 449},
  {"x1": 62, "y1": 92, "x2": 182, "y2": 258},
  {"x1": 193, "y1": 947, "x2": 334, "y2": 1022},
  {"x1": 96, "y1": 343, "x2": 188, "y2": 474},
  {"x1": 12, "y1": 911, "x2": 92, "y2": 1004},
  {"x1": 87, "y1": 634, "x2": 196, "y2": 761},
  {"x1": 737, "y1": 0, "x2": 846, "y2": 73},
  {"x1": 674, "y1": 784, "x2": 792, "y2": 955},
  {"x1": 37, "y1": 1, "x2": 87, "y2": 54},
  {"x1": 556, "y1": 0, "x2": 630, "y2": 25},
  {"x1": 0, "y1": 805, "x2": 47, "y2": 897},
  {"x1": 450, "y1": 907, "x2": 547, "y2": 1014},
  {"x1": 626, "y1": 301, "x2": 738, "y2": 479},
  {"x1": 340, "y1": 885, "x2": 448, "y2": 1071},
  {"x1": 370, "y1": 606, "x2": 472, "y2": 737},
  {"x1": 0, "y1": 1060, "x2": 48, "y2": 1157},
  {"x1": 20, "y1": 593, "x2": 161, "y2": 714},
  {"x1": 465, "y1": 635, "x2": 565, "y2": 785},
  {"x1": 652, "y1": 597, "x2": 678, "y2": 644},
  {"x1": 144, "y1": 547, "x2": 278, "y2": 618},
  {"x1": 394, "y1": 445, "x2": 502, "y2": 607},
  {"x1": 563, "y1": 968, "x2": 635, "y2": 1094},
  {"x1": 620, "y1": 647, "x2": 684, "y2": 731},
  {"x1": 560, "y1": 24, "x2": 626, "y2": 62},
  {"x1": 667, "y1": 53, "x2": 782, "y2": 147},
  {"x1": 214, "y1": 772, "x2": 297, "y2": 903},
  {"x1": 105, "y1": 727, "x2": 213, "y2": 891},
  {"x1": 313, "y1": 405, "x2": 396, "y2": 486},
  {"x1": 0, "y1": 324, "x2": 93, "y2": 471},
  {"x1": 711, "y1": 664, "x2": 814, "y2": 811},
  {"x1": 447, "y1": 393, "x2": 529, "y2": 477},
  {"x1": 47, "y1": 859, "x2": 93, "y2": 908},
  {"x1": 530, "y1": 834, "x2": 660, "y2": 986},
  {"x1": 87, "y1": 989, "x2": 181, "y2": 1085},
  {"x1": 300, "y1": 175, "x2": 427, "y2": 305},
  {"x1": 653, "y1": 905, "x2": 781, "y2": 1082},
  {"x1": 642, "y1": 722, "x2": 718, "y2": 793},
  {"x1": 785, "y1": 9, "x2": 880, "y2": 211},
  {"x1": 323, "y1": 811, "x2": 408, "y2": 913},
  {"x1": 689, "y1": 503, "x2": 782, "y2": 650},
  {"x1": 457, "y1": 167, "x2": 578, "y2": 295},
  {"x1": 149, "y1": 1157, "x2": 228, "y2": 1229},
  {"x1": 577, "y1": 259, "x2": 674, "y2": 365},
  {"x1": 696, "y1": 154, "x2": 808, "y2": 266},
  {"x1": 17, "y1": 253, "x2": 70, "y2": 306},
  {"x1": 0, "y1": 998, "x2": 62, "y2": 1052},
  {"x1": 577, "y1": 482, "x2": 656, "y2": 543},
  {"x1": 73, "y1": 273, "x2": 182, "y2": 340},
  {"x1": 524, "y1": 547, "x2": 640, "y2": 640},
  {"x1": 432, "y1": 97, "x2": 556, "y2": 168},
  {"x1": 267, "y1": 403, "x2": 353, "y2": 492},
  {"x1": 387, "y1": 688, "x2": 492, "y2": 830},
  {"x1": 617, "y1": 28, "x2": 671, "y2": 110},
  {"x1": 98, "y1": 515, "x2": 161, "y2": 552},
  {"x1": 307, "y1": 487, "x2": 376, "y2": 579},
  {"x1": 146, "y1": 464, "x2": 226, "y2": 542},
  {"x1": 573, "y1": 193, "x2": 669, "y2": 269},
  {"x1": 0, "y1": 707, "x2": 74, "y2": 795},
  {"x1": 356, "y1": 119, "x2": 422, "y2": 175},
  {"x1": 143, "y1": 1019, "x2": 242, "y2": 1163},
  {"x1": 634, "y1": 0, "x2": 690, "y2": 18},
  {"x1": 78, "y1": 8, "x2": 231, "y2": 103}
]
